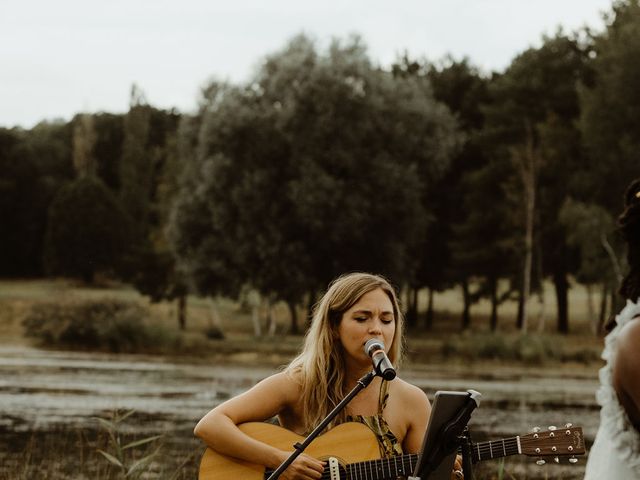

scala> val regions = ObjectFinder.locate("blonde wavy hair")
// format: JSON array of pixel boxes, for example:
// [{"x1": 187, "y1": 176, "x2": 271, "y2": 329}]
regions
[{"x1": 285, "y1": 272, "x2": 404, "y2": 433}]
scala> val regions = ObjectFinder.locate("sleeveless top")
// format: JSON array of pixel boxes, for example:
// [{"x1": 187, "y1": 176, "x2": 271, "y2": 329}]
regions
[
  {"x1": 346, "y1": 379, "x2": 404, "y2": 458},
  {"x1": 584, "y1": 300, "x2": 640, "y2": 480}
]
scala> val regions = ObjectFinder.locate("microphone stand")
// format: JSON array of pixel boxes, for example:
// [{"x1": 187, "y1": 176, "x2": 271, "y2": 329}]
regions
[{"x1": 266, "y1": 370, "x2": 377, "y2": 480}]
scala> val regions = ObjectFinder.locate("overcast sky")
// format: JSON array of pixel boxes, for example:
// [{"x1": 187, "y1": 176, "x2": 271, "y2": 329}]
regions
[{"x1": 0, "y1": 0, "x2": 614, "y2": 128}]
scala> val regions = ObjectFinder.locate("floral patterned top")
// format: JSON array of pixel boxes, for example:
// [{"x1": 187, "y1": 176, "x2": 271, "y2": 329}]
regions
[{"x1": 346, "y1": 379, "x2": 404, "y2": 458}]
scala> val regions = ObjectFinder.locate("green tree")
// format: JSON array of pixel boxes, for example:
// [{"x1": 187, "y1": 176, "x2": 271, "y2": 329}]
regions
[
  {"x1": 421, "y1": 58, "x2": 490, "y2": 329},
  {"x1": 171, "y1": 35, "x2": 458, "y2": 333},
  {"x1": 483, "y1": 32, "x2": 592, "y2": 333},
  {"x1": 450, "y1": 158, "x2": 517, "y2": 331},
  {"x1": 44, "y1": 176, "x2": 132, "y2": 283},
  {"x1": 120, "y1": 87, "x2": 153, "y2": 238},
  {"x1": 559, "y1": 199, "x2": 618, "y2": 333},
  {"x1": 129, "y1": 109, "x2": 187, "y2": 329},
  {"x1": 580, "y1": 0, "x2": 640, "y2": 214},
  {"x1": 0, "y1": 121, "x2": 73, "y2": 276},
  {"x1": 92, "y1": 113, "x2": 124, "y2": 191}
]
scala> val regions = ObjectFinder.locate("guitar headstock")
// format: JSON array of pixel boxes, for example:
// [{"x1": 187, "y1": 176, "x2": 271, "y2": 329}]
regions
[{"x1": 520, "y1": 424, "x2": 585, "y2": 460}]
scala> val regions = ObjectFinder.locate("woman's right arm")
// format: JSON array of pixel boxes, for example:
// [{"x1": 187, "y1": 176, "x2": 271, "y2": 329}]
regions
[
  {"x1": 194, "y1": 371, "x2": 325, "y2": 479},
  {"x1": 613, "y1": 320, "x2": 640, "y2": 430}
]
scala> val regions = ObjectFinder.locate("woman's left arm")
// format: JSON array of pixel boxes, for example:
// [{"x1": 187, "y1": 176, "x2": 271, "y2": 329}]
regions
[
  {"x1": 401, "y1": 383, "x2": 464, "y2": 479},
  {"x1": 400, "y1": 383, "x2": 431, "y2": 454}
]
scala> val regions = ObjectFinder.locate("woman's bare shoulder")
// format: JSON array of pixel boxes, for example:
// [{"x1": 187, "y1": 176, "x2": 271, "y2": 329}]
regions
[
  {"x1": 617, "y1": 319, "x2": 640, "y2": 368},
  {"x1": 261, "y1": 370, "x2": 303, "y2": 397},
  {"x1": 618, "y1": 318, "x2": 640, "y2": 354},
  {"x1": 391, "y1": 377, "x2": 429, "y2": 406}
]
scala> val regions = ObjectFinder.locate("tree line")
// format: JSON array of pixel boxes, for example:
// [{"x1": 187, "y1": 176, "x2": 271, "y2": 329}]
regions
[{"x1": 2, "y1": 0, "x2": 639, "y2": 335}]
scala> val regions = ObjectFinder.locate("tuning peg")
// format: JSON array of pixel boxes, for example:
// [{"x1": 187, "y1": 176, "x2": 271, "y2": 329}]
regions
[
  {"x1": 565, "y1": 422, "x2": 573, "y2": 428},
  {"x1": 535, "y1": 459, "x2": 546, "y2": 466},
  {"x1": 548, "y1": 425, "x2": 557, "y2": 431},
  {"x1": 569, "y1": 456, "x2": 578, "y2": 464},
  {"x1": 532, "y1": 426, "x2": 541, "y2": 433},
  {"x1": 554, "y1": 457, "x2": 560, "y2": 464}
]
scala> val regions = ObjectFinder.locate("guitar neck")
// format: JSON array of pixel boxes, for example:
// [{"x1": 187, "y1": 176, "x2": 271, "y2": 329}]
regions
[
  {"x1": 265, "y1": 437, "x2": 522, "y2": 480},
  {"x1": 470, "y1": 436, "x2": 521, "y2": 463},
  {"x1": 344, "y1": 454, "x2": 419, "y2": 479},
  {"x1": 267, "y1": 454, "x2": 421, "y2": 480},
  {"x1": 336, "y1": 436, "x2": 523, "y2": 479}
]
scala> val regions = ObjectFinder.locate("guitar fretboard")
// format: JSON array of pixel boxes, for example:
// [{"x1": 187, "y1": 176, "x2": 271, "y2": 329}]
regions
[
  {"x1": 264, "y1": 436, "x2": 521, "y2": 480},
  {"x1": 346, "y1": 453, "x2": 418, "y2": 479},
  {"x1": 343, "y1": 435, "x2": 521, "y2": 479},
  {"x1": 471, "y1": 436, "x2": 520, "y2": 463}
]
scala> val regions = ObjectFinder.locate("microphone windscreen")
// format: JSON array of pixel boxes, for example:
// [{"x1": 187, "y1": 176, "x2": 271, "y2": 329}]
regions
[{"x1": 364, "y1": 338, "x2": 385, "y2": 356}]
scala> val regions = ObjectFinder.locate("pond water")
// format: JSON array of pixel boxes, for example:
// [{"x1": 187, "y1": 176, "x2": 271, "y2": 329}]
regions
[{"x1": 0, "y1": 346, "x2": 600, "y2": 479}]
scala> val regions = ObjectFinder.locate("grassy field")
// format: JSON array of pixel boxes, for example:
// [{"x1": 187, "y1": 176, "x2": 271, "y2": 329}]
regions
[{"x1": 0, "y1": 278, "x2": 605, "y2": 367}]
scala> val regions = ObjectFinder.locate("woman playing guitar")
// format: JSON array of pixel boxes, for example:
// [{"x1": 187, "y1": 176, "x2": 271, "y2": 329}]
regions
[{"x1": 194, "y1": 272, "x2": 463, "y2": 479}]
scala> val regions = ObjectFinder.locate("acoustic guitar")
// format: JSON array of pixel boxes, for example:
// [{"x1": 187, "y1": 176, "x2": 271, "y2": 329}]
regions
[{"x1": 198, "y1": 421, "x2": 585, "y2": 480}]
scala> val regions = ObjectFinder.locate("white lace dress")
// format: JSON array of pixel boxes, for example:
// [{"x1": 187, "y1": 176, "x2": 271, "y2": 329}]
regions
[{"x1": 584, "y1": 300, "x2": 640, "y2": 480}]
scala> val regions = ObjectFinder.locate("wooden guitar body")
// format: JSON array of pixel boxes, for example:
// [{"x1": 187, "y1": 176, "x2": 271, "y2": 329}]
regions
[{"x1": 199, "y1": 421, "x2": 382, "y2": 480}]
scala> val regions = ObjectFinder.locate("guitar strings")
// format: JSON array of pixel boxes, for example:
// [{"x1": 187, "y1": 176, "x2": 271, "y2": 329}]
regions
[{"x1": 279, "y1": 435, "x2": 572, "y2": 480}]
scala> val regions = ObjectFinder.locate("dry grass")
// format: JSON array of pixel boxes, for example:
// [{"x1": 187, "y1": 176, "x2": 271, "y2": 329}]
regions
[
  {"x1": 420, "y1": 278, "x2": 602, "y2": 334},
  {"x1": 0, "y1": 278, "x2": 605, "y2": 365}
]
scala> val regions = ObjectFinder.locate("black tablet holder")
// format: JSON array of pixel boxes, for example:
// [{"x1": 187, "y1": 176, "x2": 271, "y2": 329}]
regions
[
  {"x1": 409, "y1": 389, "x2": 481, "y2": 480},
  {"x1": 265, "y1": 370, "x2": 377, "y2": 480}
]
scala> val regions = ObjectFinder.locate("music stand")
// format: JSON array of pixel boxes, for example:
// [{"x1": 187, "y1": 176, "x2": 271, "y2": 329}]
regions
[{"x1": 408, "y1": 390, "x2": 481, "y2": 480}]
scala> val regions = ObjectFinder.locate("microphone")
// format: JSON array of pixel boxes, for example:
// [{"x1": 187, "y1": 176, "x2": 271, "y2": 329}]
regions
[{"x1": 364, "y1": 339, "x2": 396, "y2": 380}]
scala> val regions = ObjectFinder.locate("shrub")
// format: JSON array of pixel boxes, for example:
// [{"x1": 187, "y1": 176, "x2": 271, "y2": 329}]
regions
[
  {"x1": 22, "y1": 299, "x2": 178, "y2": 353},
  {"x1": 514, "y1": 334, "x2": 562, "y2": 364},
  {"x1": 204, "y1": 325, "x2": 225, "y2": 340},
  {"x1": 441, "y1": 332, "x2": 567, "y2": 364},
  {"x1": 473, "y1": 333, "x2": 512, "y2": 360}
]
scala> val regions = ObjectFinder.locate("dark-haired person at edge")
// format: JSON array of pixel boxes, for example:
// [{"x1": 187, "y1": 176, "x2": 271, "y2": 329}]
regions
[
  {"x1": 584, "y1": 179, "x2": 640, "y2": 479},
  {"x1": 195, "y1": 272, "x2": 464, "y2": 479}
]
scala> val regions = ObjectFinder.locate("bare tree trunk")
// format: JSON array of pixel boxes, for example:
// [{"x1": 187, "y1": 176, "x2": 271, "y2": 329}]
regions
[
  {"x1": 490, "y1": 277, "x2": 498, "y2": 332},
  {"x1": 461, "y1": 280, "x2": 471, "y2": 330},
  {"x1": 535, "y1": 233, "x2": 546, "y2": 333},
  {"x1": 268, "y1": 308, "x2": 277, "y2": 336},
  {"x1": 72, "y1": 113, "x2": 97, "y2": 177},
  {"x1": 178, "y1": 294, "x2": 186, "y2": 331},
  {"x1": 516, "y1": 285, "x2": 524, "y2": 330},
  {"x1": 287, "y1": 300, "x2": 299, "y2": 335},
  {"x1": 517, "y1": 285, "x2": 524, "y2": 330},
  {"x1": 425, "y1": 288, "x2": 434, "y2": 331},
  {"x1": 610, "y1": 286, "x2": 624, "y2": 324},
  {"x1": 513, "y1": 121, "x2": 538, "y2": 333},
  {"x1": 265, "y1": 298, "x2": 277, "y2": 337},
  {"x1": 251, "y1": 305, "x2": 262, "y2": 337},
  {"x1": 406, "y1": 287, "x2": 418, "y2": 329},
  {"x1": 553, "y1": 271, "x2": 569, "y2": 334},
  {"x1": 598, "y1": 281, "x2": 609, "y2": 335},
  {"x1": 601, "y1": 233, "x2": 624, "y2": 283},
  {"x1": 521, "y1": 168, "x2": 534, "y2": 333},
  {"x1": 207, "y1": 297, "x2": 222, "y2": 328},
  {"x1": 586, "y1": 284, "x2": 596, "y2": 334},
  {"x1": 306, "y1": 290, "x2": 317, "y2": 329}
]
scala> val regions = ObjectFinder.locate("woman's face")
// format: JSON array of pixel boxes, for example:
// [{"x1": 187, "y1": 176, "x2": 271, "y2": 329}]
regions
[{"x1": 336, "y1": 288, "x2": 396, "y2": 369}]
